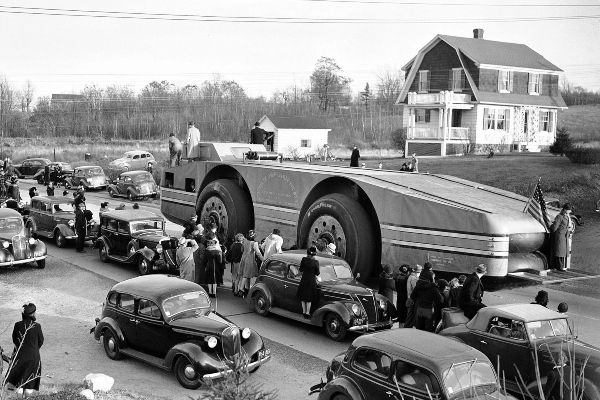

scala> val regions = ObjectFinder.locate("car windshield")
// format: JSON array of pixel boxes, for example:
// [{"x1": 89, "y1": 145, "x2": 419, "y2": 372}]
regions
[
  {"x1": 132, "y1": 172, "x2": 153, "y2": 183},
  {"x1": 52, "y1": 203, "x2": 74, "y2": 213},
  {"x1": 443, "y1": 361, "x2": 498, "y2": 399},
  {"x1": 527, "y1": 318, "x2": 571, "y2": 339},
  {"x1": 0, "y1": 217, "x2": 23, "y2": 235},
  {"x1": 85, "y1": 167, "x2": 104, "y2": 176},
  {"x1": 130, "y1": 220, "x2": 164, "y2": 233},
  {"x1": 319, "y1": 263, "x2": 354, "y2": 281},
  {"x1": 162, "y1": 291, "x2": 211, "y2": 319}
]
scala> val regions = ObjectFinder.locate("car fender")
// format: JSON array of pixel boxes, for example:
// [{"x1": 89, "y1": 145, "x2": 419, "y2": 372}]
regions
[
  {"x1": 137, "y1": 247, "x2": 155, "y2": 261},
  {"x1": 164, "y1": 341, "x2": 208, "y2": 371},
  {"x1": 312, "y1": 303, "x2": 352, "y2": 328},
  {"x1": 319, "y1": 376, "x2": 364, "y2": 400},
  {"x1": 94, "y1": 317, "x2": 127, "y2": 347},
  {"x1": 30, "y1": 239, "x2": 47, "y2": 256},
  {"x1": 25, "y1": 217, "x2": 38, "y2": 232},
  {"x1": 55, "y1": 224, "x2": 75, "y2": 237},
  {"x1": 0, "y1": 248, "x2": 14, "y2": 263},
  {"x1": 247, "y1": 282, "x2": 273, "y2": 306},
  {"x1": 33, "y1": 170, "x2": 44, "y2": 180},
  {"x1": 375, "y1": 293, "x2": 397, "y2": 320},
  {"x1": 241, "y1": 329, "x2": 265, "y2": 356},
  {"x1": 107, "y1": 184, "x2": 120, "y2": 194},
  {"x1": 128, "y1": 239, "x2": 140, "y2": 253},
  {"x1": 94, "y1": 236, "x2": 111, "y2": 250}
]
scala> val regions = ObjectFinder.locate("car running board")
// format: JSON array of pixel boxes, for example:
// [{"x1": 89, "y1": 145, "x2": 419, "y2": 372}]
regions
[
  {"x1": 108, "y1": 254, "x2": 134, "y2": 263},
  {"x1": 269, "y1": 307, "x2": 315, "y2": 325},
  {"x1": 119, "y1": 348, "x2": 169, "y2": 370}
]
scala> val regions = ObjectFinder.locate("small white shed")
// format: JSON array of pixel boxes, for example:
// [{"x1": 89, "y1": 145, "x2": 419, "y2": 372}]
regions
[{"x1": 258, "y1": 115, "x2": 331, "y2": 158}]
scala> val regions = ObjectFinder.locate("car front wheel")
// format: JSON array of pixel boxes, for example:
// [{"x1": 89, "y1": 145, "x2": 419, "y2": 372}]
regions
[
  {"x1": 138, "y1": 257, "x2": 153, "y2": 275},
  {"x1": 127, "y1": 191, "x2": 135, "y2": 201},
  {"x1": 174, "y1": 356, "x2": 201, "y2": 390},
  {"x1": 55, "y1": 232, "x2": 67, "y2": 248},
  {"x1": 99, "y1": 243, "x2": 109, "y2": 263},
  {"x1": 108, "y1": 188, "x2": 115, "y2": 198},
  {"x1": 253, "y1": 291, "x2": 269, "y2": 317},
  {"x1": 325, "y1": 313, "x2": 348, "y2": 342},
  {"x1": 103, "y1": 330, "x2": 123, "y2": 360}
]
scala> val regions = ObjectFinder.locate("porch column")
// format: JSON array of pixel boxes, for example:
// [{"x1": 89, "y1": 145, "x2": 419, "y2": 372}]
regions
[{"x1": 439, "y1": 108, "x2": 446, "y2": 156}]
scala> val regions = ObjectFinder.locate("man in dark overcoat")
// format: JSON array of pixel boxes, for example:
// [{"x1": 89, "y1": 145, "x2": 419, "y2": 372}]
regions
[
  {"x1": 75, "y1": 202, "x2": 87, "y2": 253},
  {"x1": 250, "y1": 122, "x2": 266, "y2": 145},
  {"x1": 459, "y1": 264, "x2": 487, "y2": 319},
  {"x1": 350, "y1": 146, "x2": 360, "y2": 167},
  {"x1": 550, "y1": 203, "x2": 573, "y2": 271}
]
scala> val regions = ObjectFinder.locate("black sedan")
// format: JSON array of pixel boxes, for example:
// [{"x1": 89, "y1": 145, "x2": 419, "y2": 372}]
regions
[
  {"x1": 248, "y1": 251, "x2": 396, "y2": 341},
  {"x1": 0, "y1": 208, "x2": 47, "y2": 269},
  {"x1": 13, "y1": 158, "x2": 51, "y2": 178},
  {"x1": 92, "y1": 275, "x2": 271, "y2": 389},
  {"x1": 311, "y1": 329, "x2": 516, "y2": 400}
]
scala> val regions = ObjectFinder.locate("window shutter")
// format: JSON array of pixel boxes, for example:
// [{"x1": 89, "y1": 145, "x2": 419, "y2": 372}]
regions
[
  {"x1": 538, "y1": 75, "x2": 544, "y2": 95},
  {"x1": 508, "y1": 72, "x2": 514, "y2": 92},
  {"x1": 425, "y1": 109, "x2": 431, "y2": 123},
  {"x1": 505, "y1": 109, "x2": 511, "y2": 132},
  {"x1": 461, "y1": 71, "x2": 466, "y2": 90},
  {"x1": 497, "y1": 70, "x2": 502, "y2": 91},
  {"x1": 483, "y1": 108, "x2": 489, "y2": 129},
  {"x1": 426, "y1": 71, "x2": 431, "y2": 91},
  {"x1": 549, "y1": 111, "x2": 554, "y2": 133},
  {"x1": 449, "y1": 70, "x2": 453, "y2": 90},
  {"x1": 528, "y1": 73, "x2": 533, "y2": 93}
]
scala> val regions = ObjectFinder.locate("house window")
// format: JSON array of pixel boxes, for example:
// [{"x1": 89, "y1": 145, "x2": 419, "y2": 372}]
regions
[
  {"x1": 528, "y1": 73, "x2": 540, "y2": 94},
  {"x1": 416, "y1": 109, "x2": 431, "y2": 123},
  {"x1": 483, "y1": 108, "x2": 510, "y2": 131},
  {"x1": 300, "y1": 139, "x2": 311, "y2": 148},
  {"x1": 418, "y1": 70, "x2": 430, "y2": 92},
  {"x1": 498, "y1": 70, "x2": 513, "y2": 92},
  {"x1": 540, "y1": 111, "x2": 553, "y2": 132},
  {"x1": 450, "y1": 68, "x2": 465, "y2": 91}
]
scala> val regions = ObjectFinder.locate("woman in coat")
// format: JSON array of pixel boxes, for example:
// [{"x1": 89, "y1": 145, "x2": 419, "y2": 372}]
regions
[
  {"x1": 204, "y1": 233, "x2": 223, "y2": 298},
  {"x1": 229, "y1": 233, "x2": 245, "y2": 297},
  {"x1": 551, "y1": 203, "x2": 573, "y2": 271},
  {"x1": 394, "y1": 264, "x2": 411, "y2": 326},
  {"x1": 6, "y1": 303, "x2": 44, "y2": 398},
  {"x1": 296, "y1": 246, "x2": 320, "y2": 319},
  {"x1": 239, "y1": 230, "x2": 264, "y2": 297},
  {"x1": 378, "y1": 264, "x2": 395, "y2": 303}
]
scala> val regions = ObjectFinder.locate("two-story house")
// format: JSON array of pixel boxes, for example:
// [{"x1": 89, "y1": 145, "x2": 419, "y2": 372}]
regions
[{"x1": 396, "y1": 29, "x2": 567, "y2": 157}]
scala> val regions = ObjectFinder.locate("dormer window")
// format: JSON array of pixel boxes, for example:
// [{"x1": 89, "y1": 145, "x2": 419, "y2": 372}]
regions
[
  {"x1": 528, "y1": 73, "x2": 540, "y2": 94},
  {"x1": 418, "y1": 70, "x2": 430, "y2": 92},
  {"x1": 450, "y1": 68, "x2": 465, "y2": 92},
  {"x1": 498, "y1": 70, "x2": 513, "y2": 92}
]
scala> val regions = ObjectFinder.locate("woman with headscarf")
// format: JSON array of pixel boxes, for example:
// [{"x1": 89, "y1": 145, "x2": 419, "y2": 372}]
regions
[
  {"x1": 204, "y1": 232, "x2": 223, "y2": 298},
  {"x1": 239, "y1": 230, "x2": 264, "y2": 298},
  {"x1": 176, "y1": 237, "x2": 198, "y2": 282},
  {"x1": 296, "y1": 246, "x2": 320, "y2": 319},
  {"x1": 6, "y1": 303, "x2": 44, "y2": 398}
]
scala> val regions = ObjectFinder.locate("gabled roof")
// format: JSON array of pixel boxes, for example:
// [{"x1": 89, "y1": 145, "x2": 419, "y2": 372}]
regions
[{"x1": 261, "y1": 115, "x2": 330, "y2": 130}]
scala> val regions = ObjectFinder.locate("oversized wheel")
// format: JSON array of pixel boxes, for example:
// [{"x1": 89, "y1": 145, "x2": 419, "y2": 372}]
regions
[
  {"x1": 174, "y1": 356, "x2": 201, "y2": 390},
  {"x1": 55, "y1": 231, "x2": 67, "y2": 248},
  {"x1": 197, "y1": 179, "x2": 253, "y2": 240},
  {"x1": 138, "y1": 257, "x2": 153, "y2": 276},
  {"x1": 36, "y1": 259, "x2": 45, "y2": 269},
  {"x1": 324, "y1": 313, "x2": 348, "y2": 342},
  {"x1": 98, "y1": 242, "x2": 109, "y2": 263},
  {"x1": 253, "y1": 291, "x2": 270, "y2": 317},
  {"x1": 108, "y1": 188, "x2": 115, "y2": 198},
  {"x1": 299, "y1": 194, "x2": 376, "y2": 282},
  {"x1": 103, "y1": 330, "x2": 123, "y2": 360}
]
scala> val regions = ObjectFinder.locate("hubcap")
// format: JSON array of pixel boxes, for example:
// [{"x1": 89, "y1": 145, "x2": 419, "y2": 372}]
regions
[
  {"x1": 140, "y1": 260, "x2": 148, "y2": 273},
  {"x1": 329, "y1": 318, "x2": 340, "y2": 333},
  {"x1": 257, "y1": 297, "x2": 265, "y2": 309},
  {"x1": 307, "y1": 215, "x2": 346, "y2": 257},
  {"x1": 108, "y1": 338, "x2": 116, "y2": 352},
  {"x1": 200, "y1": 195, "x2": 228, "y2": 234},
  {"x1": 184, "y1": 365, "x2": 196, "y2": 380},
  {"x1": 101, "y1": 247, "x2": 106, "y2": 258}
]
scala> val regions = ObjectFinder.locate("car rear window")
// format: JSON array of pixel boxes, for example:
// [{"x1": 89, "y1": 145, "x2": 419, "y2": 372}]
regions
[{"x1": 118, "y1": 294, "x2": 135, "y2": 313}]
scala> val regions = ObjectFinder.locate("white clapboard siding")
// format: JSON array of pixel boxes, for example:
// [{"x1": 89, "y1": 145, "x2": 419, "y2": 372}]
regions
[{"x1": 276, "y1": 129, "x2": 329, "y2": 158}]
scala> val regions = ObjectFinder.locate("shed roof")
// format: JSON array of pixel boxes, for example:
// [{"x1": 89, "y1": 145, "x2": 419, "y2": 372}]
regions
[{"x1": 262, "y1": 115, "x2": 330, "y2": 130}]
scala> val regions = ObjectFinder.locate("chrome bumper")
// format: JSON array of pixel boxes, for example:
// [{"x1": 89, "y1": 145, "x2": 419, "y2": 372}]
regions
[
  {"x1": 0, "y1": 255, "x2": 47, "y2": 267},
  {"x1": 348, "y1": 320, "x2": 393, "y2": 332},
  {"x1": 202, "y1": 354, "x2": 272, "y2": 380}
]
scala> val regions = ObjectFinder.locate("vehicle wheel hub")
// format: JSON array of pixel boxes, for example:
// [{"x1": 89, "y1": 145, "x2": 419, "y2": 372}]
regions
[
  {"x1": 257, "y1": 297, "x2": 265, "y2": 309},
  {"x1": 329, "y1": 318, "x2": 340, "y2": 333},
  {"x1": 200, "y1": 196, "x2": 228, "y2": 234},
  {"x1": 307, "y1": 215, "x2": 346, "y2": 257},
  {"x1": 140, "y1": 260, "x2": 148, "y2": 272},
  {"x1": 184, "y1": 365, "x2": 196, "y2": 379},
  {"x1": 107, "y1": 338, "x2": 116, "y2": 352}
]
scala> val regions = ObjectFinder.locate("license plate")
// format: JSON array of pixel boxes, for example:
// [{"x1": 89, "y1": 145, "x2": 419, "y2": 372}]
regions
[{"x1": 258, "y1": 348, "x2": 270, "y2": 359}]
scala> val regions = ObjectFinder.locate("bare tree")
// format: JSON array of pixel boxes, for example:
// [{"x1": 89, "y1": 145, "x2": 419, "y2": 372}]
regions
[
  {"x1": 0, "y1": 76, "x2": 16, "y2": 138},
  {"x1": 310, "y1": 57, "x2": 352, "y2": 112},
  {"x1": 376, "y1": 67, "x2": 404, "y2": 111}
]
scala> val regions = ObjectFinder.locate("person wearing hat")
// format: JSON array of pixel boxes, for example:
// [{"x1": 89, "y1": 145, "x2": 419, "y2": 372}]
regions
[
  {"x1": 459, "y1": 264, "x2": 487, "y2": 319},
  {"x1": 532, "y1": 290, "x2": 549, "y2": 307},
  {"x1": 99, "y1": 202, "x2": 110, "y2": 216},
  {"x1": 28, "y1": 187, "x2": 39, "y2": 200},
  {"x1": 557, "y1": 302, "x2": 569, "y2": 314},
  {"x1": 238, "y1": 230, "x2": 264, "y2": 297},
  {"x1": 6, "y1": 303, "x2": 44, "y2": 398},
  {"x1": 262, "y1": 228, "x2": 283, "y2": 260},
  {"x1": 176, "y1": 236, "x2": 199, "y2": 282},
  {"x1": 410, "y1": 269, "x2": 444, "y2": 332},
  {"x1": 132, "y1": 203, "x2": 140, "y2": 210},
  {"x1": 550, "y1": 203, "x2": 574, "y2": 271},
  {"x1": 350, "y1": 145, "x2": 360, "y2": 167},
  {"x1": 404, "y1": 264, "x2": 422, "y2": 328},
  {"x1": 394, "y1": 264, "x2": 411, "y2": 327},
  {"x1": 168, "y1": 132, "x2": 183, "y2": 167},
  {"x1": 182, "y1": 214, "x2": 199, "y2": 238},
  {"x1": 46, "y1": 181, "x2": 55, "y2": 197},
  {"x1": 74, "y1": 202, "x2": 87, "y2": 253},
  {"x1": 378, "y1": 264, "x2": 395, "y2": 304},
  {"x1": 296, "y1": 246, "x2": 320, "y2": 319},
  {"x1": 323, "y1": 243, "x2": 337, "y2": 256},
  {"x1": 250, "y1": 121, "x2": 266, "y2": 145}
]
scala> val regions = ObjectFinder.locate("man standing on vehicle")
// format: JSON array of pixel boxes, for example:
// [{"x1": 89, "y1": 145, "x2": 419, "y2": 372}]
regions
[
  {"x1": 75, "y1": 202, "x2": 87, "y2": 253},
  {"x1": 168, "y1": 133, "x2": 183, "y2": 167},
  {"x1": 459, "y1": 264, "x2": 487, "y2": 319},
  {"x1": 250, "y1": 121, "x2": 266, "y2": 145},
  {"x1": 187, "y1": 121, "x2": 201, "y2": 160}
]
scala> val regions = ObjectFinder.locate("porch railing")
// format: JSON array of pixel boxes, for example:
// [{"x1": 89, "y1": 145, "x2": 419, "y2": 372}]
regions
[
  {"x1": 408, "y1": 127, "x2": 470, "y2": 140},
  {"x1": 407, "y1": 91, "x2": 471, "y2": 105},
  {"x1": 448, "y1": 127, "x2": 470, "y2": 139}
]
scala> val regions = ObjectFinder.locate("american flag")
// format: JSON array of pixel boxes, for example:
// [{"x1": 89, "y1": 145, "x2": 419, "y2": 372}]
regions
[{"x1": 524, "y1": 179, "x2": 551, "y2": 232}]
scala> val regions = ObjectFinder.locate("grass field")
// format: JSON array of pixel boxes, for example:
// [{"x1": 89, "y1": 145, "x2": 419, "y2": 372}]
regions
[{"x1": 558, "y1": 104, "x2": 600, "y2": 141}]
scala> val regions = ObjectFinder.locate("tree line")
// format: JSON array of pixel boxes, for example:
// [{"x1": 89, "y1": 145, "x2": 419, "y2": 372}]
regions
[{"x1": 0, "y1": 57, "x2": 405, "y2": 149}]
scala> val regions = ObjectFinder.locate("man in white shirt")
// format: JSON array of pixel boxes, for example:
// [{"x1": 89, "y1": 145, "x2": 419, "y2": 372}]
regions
[
  {"x1": 262, "y1": 228, "x2": 283, "y2": 260},
  {"x1": 187, "y1": 121, "x2": 201, "y2": 159},
  {"x1": 404, "y1": 264, "x2": 422, "y2": 328}
]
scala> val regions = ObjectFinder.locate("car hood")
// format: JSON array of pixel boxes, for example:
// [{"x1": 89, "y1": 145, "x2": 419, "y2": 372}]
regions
[
  {"x1": 110, "y1": 158, "x2": 128, "y2": 165},
  {"x1": 541, "y1": 338, "x2": 600, "y2": 365},
  {"x1": 169, "y1": 311, "x2": 236, "y2": 335},
  {"x1": 321, "y1": 279, "x2": 373, "y2": 296}
]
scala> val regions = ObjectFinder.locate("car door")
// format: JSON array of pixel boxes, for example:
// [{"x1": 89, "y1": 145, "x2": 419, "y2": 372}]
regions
[
  {"x1": 117, "y1": 221, "x2": 131, "y2": 254},
  {"x1": 115, "y1": 293, "x2": 138, "y2": 347},
  {"x1": 105, "y1": 218, "x2": 123, "y2": 254},
  {"x1": 136, "y1": 298, "x2": 171, "y2": 357},
  {"x1": 282, "y1": 264, "x2": 304, "y2": 314},
  {"x1": 390, "y1": 359, "x2": 443, "y2": 400},
  {"x1": 30, "y1": 160, "x2": 42, "y2": 176},
  {"x1": 132, "y1": 154, "x2": 141, "y2": 169},
  {"x1": 21, "y1": 160, "x2": 31, "y2": 176},
  {"x1": 116, "y1": 176, "x2": 128, "y2": 194},
  {"x1": 73, "y1": 168, "x2": 83, "y2": 186},
  {"x1": 261, "y1": 260, "x2": 287, "y2": 308},
  {"x1": 348, "y1": 347, "x2": 394, "y2": 400},
  {"x1": 37, "y1": 201, "x2": 55, "y2": 232}
]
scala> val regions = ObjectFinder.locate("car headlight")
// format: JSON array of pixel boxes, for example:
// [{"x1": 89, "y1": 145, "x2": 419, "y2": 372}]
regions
[
  {"x1": 68, "y1": 220, "x2": 74, "y2": 228},
  {"x1": 242, "y1": 328, "x2": 251, "y2": 339},
  {"x1": 351, "y1": 304, "x2": 361, "y2": 316},
  {"x1": 28, "y1": 238, "x2": 36, "y2": 245},
  {"x1": 156, "y1": 244, "x2": 163, "y2": 254},
  {"x1": 206, "y1": 336, "x2": 218, "y2": 349},
  {"x1": 378, "y1": 300, "x2": 387, "y2": 310},
  {"x1": 2, "y1": 241, "x2": 9, "y2": 248}
]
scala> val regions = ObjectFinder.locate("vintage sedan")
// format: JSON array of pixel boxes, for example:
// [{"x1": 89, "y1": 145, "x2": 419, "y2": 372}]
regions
[
  {"x1": 13, "y1": 158, "x2": 51, "y2": 178},
  {"x1": 109, "y1": 150, "x2": 156, "y2": 172},
  {"x1": 310, "y1": 329, "x2": 516, "y2": 400},
  {"x1": 93, "y1": 210, "x2": 178, "y2": 275},
  {"x1": 439, "y1": 304, "x2": 600, "y2": 398},
  {"x1": 25, "y1": 196, "x2": 100, "y2": 248},
  {"x1": 248, "y1": 251, "x2": 396, "y2": 341},
  {"x1": 33, "y1": 161, "x2": 74, "y2": 185},
  {"x1": 92, "y1": 275, "x2": 271, "y2": 389},
  {"x1": 0, "y1": 208, "x2": 47, "y2": 269},
  {"x1": 64, "y1": 166, "x2": 108, "y2": 190},
  {"x1": 107, "y1": 171, "x2": 158, "y2": 200}
]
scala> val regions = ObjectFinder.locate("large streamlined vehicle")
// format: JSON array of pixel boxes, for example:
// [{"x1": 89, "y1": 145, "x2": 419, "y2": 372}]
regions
[{"x1": 160, "y1": 142, "x2": 559, "y2": 282}]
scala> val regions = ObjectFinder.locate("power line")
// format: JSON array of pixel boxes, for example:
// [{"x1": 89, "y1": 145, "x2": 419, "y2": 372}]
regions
[{"x1": 303, "y1": 0, "x2": 600, "y2": 6}]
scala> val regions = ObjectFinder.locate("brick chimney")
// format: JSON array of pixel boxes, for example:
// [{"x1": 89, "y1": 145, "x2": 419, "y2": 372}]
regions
[{"x1": 473, "y1": 28, "x2": 484, "y2": 39}]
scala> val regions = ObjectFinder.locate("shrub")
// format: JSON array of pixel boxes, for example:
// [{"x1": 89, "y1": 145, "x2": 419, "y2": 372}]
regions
[
  {"x1": 390, "y1": 128, "x2": 407, "y2": 151},
  {"x1": 549, "y1": 126, "x2": 572, "y2": 156},
  {"x1": 564, "y1": 147, "x2": 600, "y2": 164}
]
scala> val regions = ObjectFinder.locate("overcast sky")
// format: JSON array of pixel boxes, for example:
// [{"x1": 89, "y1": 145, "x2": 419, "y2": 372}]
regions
[{"x1": 0, "y1": 0, "x2": 598, "y2": 101}]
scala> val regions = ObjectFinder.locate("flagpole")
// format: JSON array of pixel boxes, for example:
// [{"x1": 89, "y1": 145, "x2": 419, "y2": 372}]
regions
[{"x1": 522, "y1": 177, "x2": 541, "y2": 213}]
